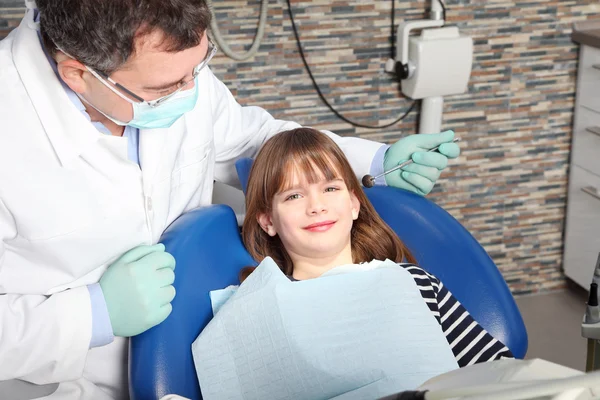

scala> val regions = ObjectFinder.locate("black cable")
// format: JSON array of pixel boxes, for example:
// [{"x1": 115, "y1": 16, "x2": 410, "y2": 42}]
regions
[
  {"x1": 438, "y1": 0, "x2": 447, "y2": 22},
  {"x1": 285, "y1": 0, "x2": 416, "y2": 130},
  {"x1": 378, "y1": 390, "x2": 429, "y2": 400},
  {"x1": 391, "y1": 0, "x2": 396, "y2": 59}
]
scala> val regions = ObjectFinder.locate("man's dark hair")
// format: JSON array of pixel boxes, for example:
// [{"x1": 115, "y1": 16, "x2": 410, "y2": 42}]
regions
[{"x1": 37, "y1": 0, "x2": 211, "y2": 75}]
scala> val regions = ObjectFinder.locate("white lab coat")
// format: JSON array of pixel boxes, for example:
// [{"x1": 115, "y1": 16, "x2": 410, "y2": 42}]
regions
[{"x1": 0, "y1": 10, "x2": 384, "y2": 400}]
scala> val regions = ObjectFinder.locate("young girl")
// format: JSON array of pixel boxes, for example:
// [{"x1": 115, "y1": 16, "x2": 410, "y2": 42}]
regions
[{"x1": 241, "y1": 127, "x2": 513, "y2": 367}]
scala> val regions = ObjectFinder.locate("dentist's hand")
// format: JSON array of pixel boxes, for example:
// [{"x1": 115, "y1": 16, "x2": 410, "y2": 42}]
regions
[
  {"x1": 99, "y1": 243, "x2": 176, "y2": 337},
  {"x1": 384, "y1": 130, "x2": 460, "y2": 195}
]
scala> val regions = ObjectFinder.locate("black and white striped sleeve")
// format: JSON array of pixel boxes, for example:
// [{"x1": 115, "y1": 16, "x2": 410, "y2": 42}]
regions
[{"x1": 403, "y1": 265, "x2": 514, "y2": 367}]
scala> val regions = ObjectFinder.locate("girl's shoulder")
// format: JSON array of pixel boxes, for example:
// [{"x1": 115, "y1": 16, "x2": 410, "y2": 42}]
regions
[{"x1": 394, "y1": 262, "x2": 441, "y2": 287}]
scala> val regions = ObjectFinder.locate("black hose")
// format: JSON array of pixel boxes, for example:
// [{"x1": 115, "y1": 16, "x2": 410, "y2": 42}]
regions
[{"x1": 285, "y1": 0, "x2": 416, "y2": 129}]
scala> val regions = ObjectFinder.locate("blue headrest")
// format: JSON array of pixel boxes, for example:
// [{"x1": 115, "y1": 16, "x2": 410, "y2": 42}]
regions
[{"x1": 235, "y1": 157, "x2": 253, "y2": 194}]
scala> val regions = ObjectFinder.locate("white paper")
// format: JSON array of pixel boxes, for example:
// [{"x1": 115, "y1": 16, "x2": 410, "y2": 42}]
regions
[{"x1": 194, "y1": 257, "x2": 458, "y2": 400}]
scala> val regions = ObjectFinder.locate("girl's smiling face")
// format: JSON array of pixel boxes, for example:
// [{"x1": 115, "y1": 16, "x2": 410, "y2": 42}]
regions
[{"x1": 257, "y1": 162, "x2": 360, "y2": 272}]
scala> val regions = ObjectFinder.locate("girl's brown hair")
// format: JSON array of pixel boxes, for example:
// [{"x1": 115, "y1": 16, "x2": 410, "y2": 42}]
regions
[{"x1": 242, "y1": 128, "x2": 416, "y2": 277}]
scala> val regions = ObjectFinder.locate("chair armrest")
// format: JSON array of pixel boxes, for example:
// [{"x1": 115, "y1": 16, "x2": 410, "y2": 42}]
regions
[{"x1": 129, "y1": 205, "x2": 256, "y2": 400}]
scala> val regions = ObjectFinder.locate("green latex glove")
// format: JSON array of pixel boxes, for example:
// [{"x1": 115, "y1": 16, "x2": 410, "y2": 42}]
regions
[
  {"x1": 384, "y1": 130, "x2": 460, "y2": 195},
  {"x1": 99, "y1": 243, "x2": 176, "y2": 337}
]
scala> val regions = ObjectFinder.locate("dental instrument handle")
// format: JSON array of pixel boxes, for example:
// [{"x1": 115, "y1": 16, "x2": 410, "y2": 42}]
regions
[
  {"x1": 362, "y1": 138, "x2": 460, "y2": 188},
  {"x1": 590, "y1": 283, "x2": 599, "y2": 307},
  {"x1": 585, "y1": 283, "x2": 600, "y2": 325}
]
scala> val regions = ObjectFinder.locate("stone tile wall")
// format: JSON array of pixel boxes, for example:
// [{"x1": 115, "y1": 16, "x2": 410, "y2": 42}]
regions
[
  {"x1": 0, "y1": 0, "x2": 23, "y2": 38},
  {"x1": 2, "y1": 0, "x2": 599, "y2": 294}
]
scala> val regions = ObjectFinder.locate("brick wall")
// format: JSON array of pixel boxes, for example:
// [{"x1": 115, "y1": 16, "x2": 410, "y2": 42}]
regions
[
  {"x1": 2, "y1": 0, "x2": 599, "y2": 295},
  {"x1": 0, "y1": 0, "x2": 23, "y2": 38}
]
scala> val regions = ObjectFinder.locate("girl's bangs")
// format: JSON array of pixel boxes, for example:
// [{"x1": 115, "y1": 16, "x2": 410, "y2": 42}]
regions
[{"x1": 276, "y1": 150, "x2": 343, "y2": 194}]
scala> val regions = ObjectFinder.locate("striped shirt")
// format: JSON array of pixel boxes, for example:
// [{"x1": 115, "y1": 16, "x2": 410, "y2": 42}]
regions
[
  {"x1": 283, "y1": 261, "x2": 515, "y2": 367},
  {"x1": 401, "y1": 263, "x2": 514, "y2": 367}
]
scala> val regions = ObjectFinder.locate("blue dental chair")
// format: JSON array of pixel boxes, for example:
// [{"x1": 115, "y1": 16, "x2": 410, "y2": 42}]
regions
[{"x1": 129, "y1": 158, "x2": 528, "y2": 400}]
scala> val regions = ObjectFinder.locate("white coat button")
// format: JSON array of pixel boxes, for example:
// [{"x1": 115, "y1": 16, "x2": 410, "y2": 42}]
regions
[{"x1": 146, "y1": 197, "x2": 153, "y2": 212}]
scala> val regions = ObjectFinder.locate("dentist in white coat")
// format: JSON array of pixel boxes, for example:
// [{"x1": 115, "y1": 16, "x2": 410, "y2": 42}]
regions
[{"x1": 0, "y1": 0, "x2": 460, "y2": 398}]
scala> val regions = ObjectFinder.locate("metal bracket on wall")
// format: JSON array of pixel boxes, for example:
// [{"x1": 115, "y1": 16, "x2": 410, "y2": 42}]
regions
[
  {"x1": 582, "y1": 186, "x2": 600, "y2": 201},
  {"x1": 586, "y1": 126, "x2": 600, "y2": 137}
]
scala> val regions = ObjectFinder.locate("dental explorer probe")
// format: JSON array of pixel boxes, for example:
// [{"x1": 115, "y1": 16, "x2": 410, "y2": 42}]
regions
[{"x1": 361, "y1": 138, "x2": 460, "y2": 188}]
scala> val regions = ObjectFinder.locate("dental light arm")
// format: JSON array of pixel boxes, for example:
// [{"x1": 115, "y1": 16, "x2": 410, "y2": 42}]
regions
[
  {"x1": 395, "y1": 19, "x2": 445, "y2": 80},
  {"x1": 388, "y1": 0, "x2": 473, "y2": 134},
  {"x1": 430, "y1": 0, "x2": 445, "y2": 20}
]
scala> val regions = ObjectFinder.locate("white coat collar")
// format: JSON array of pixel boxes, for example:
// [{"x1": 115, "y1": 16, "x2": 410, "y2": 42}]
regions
[{"x1": 12, "y1": 10, "x2": 102, "y2": 168}]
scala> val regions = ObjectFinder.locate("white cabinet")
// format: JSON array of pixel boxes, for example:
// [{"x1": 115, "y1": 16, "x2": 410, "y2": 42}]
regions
[
  {"x1": 563, "y1": 166, "x2": 600, "y2": 288},
  {"x1": 578, "y1": 46, "x2": 600, "y2": 114},
  {"x1": 571, "y1": 106, "x2": 600, "y2": 177},
  {"x1": 563, "y1": 44, "x2": 600, "y2": 289}
]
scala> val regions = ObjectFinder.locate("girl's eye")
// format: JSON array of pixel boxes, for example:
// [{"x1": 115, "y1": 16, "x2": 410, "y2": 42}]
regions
[
  {"x1": 325, "y1": 187, "x2": 339, "y2": 192},
  {"x1": 285, "y1": 194, "x2": 301, "y2": 201}
]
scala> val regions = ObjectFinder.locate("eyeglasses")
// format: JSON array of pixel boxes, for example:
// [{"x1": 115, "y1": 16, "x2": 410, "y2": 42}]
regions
[{"x1": 85, "y1": 39, "x2": 218, "y2": 108}]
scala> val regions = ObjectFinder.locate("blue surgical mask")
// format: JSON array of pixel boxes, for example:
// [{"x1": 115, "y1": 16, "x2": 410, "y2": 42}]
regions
[
  {"x1": 85, "y1": 71, "x2": 200, "y2": 130},
  {"x1": 129, "y1": 84, "x2": 199, "y2": 129}
]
